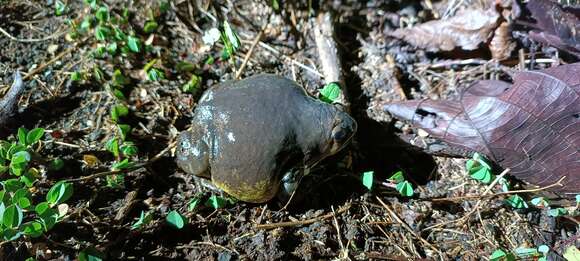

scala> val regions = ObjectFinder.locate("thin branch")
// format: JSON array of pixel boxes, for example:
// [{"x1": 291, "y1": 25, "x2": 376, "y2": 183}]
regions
[{"x1": 254, "y1": 203, "x2": 351, "y2": 230}]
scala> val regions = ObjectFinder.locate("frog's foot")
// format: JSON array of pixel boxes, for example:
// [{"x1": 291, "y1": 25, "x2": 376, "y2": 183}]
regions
[
  {"x1": 192, "y1": 175, "x2": 223, "y2": 195},
  {"x1": 276, "y1": 168, "x2": 304, "y2": 203}
]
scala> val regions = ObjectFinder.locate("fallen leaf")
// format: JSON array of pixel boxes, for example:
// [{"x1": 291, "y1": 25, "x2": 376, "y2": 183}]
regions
[
  {"x1": 527, "y1": 0, "x2": 580, "y2": 56},
  {"x1": 489, "y1": 21, "x2": 516, "y2": 60},
  {"x1": 384, "y1": 63, "x2": 580, "y2": 195},
  {"x1": 389, "y1": 8, "x2": 499, "y2": 52}
]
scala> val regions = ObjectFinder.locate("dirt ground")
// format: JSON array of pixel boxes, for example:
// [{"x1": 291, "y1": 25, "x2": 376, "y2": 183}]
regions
[{"x1": 0, "y1": 0, "x2": 578, "y2": 260}]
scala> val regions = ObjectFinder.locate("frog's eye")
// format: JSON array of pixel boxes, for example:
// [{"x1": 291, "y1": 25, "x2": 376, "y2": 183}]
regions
[{"x1": 332, "y1": 128, "x2": 347, "y2": 142}]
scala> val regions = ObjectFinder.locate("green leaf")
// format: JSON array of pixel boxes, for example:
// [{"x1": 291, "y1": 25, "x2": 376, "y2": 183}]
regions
[
  {"x1": 80, "y1": 17, "x2": 93, "y2": 32},
  {"x1": 55, "y1": 0, "x2": 67, "y2": 16},
  {"x1": 113, "y1": 27, "x2": 127, "y2": 41},
  {"x1": 319, "y1": 82, "x2": 342, "y2": 103},
  {"x1": 223, "y1": 20, "x2": 240, "y2": 50},
  {"x1": 13, "y1": 188, "x2": 31, "y2": 209},
  {"x1": 206, "y1": 195, "x2": 228, "y2": 209},
  {"x1": 3, "y1": 205, "x2": 23, "y2": 228},
  {"x1": 107, "y1": 42, "x2": 118, "y2": 55},
  {"x1": 466, "y1": 159, "x2": 493, "y2": 184},
  {"x1": 117, "y1": 124, "x2": 131, "y2": 141},
  {"x1": 505, "y1": 195, "x2": 528, "y2": 209},
  {"x1": 26, "y1": 128, "x2": 45, "y2": 146},
  {"x1": 120, "y1": 142, "x2": 138, "y2": 157},
  {"x1": 388, "y1": 170, "x2": 405, "y2": 183},
  {"x1": 2, "y1": 179, "x2": 24, "y2": 192},
  {"x1": 127, "y1": 35, "x2": 141, "y2": 53},
  {"x1": 35, "y1": 202, "x2": 49, "y2": 216},
  {"x1": 70, "y1": 71, "x2": 82, "y2": 81},
  {"x1": 147, "y1": 68, "x2": 165, "y2": 81},
  {"x1": 22, "y1": 221, "x2": 43, "y2": 238},
  {"x1": 94, "y1": 45, "x2": 106, "y2": 59},
  {"x1": 396, "y1": 181, "x2": 414, "y2": 197},
  {"x1": 38, "y1": 208, "x2": 58, "y2": 231},
  {"x1": 272, "y1": 0, "x2": 279, "y2": 10},
  {"x1": 18, "y1": 127, "x2": 27, "y2": 146},
  {"x1": 182, "y1": 74, "x2": 202, "y2": 94},
  {"x1": 188, "y1": 197, "x2": 201, "y2": 212},
  {"x1": 131, "y1": 210, "x2": 153, "y2": 230},
  {"x1": 46, "y1": 181, "x2": 73, "y2": 206},
  {"x1": 105, "y1": 138, "x2": 120, "y2": 158},
  {"x1": 95, "y1": 6, "x2": 110, "y2": 22},
  {"x1": 530, "y1": 197, "x2": 550, "y2": 208},
  {"x1": 78, "y1": 247, "x2": 104, "y2": 261},
  {"x1": 514, "y1": 247, "x2": 539, "y2": 258},
  {"x1": 110, "y1": 104, "x2": 129, "y2": 122},
  {"x1": 2, "y1": 228, "x2": 21, "y2": 241},
  {"x1": 144, "y1": 20, "x2": 158, "y2": 33},
  {"x1": 490, "y1": 249, "x2": 515, "y2": 261},
  {"x1": 93, "y1": 66, "x2": 105, "y2": 81},
  {"x1": 548, "y1": 207, "x2": 568, "y2": 217},
  {"x1": 111, "y1": 158, "x2": 134, "y2": 171},
  {"x1": 538, "y1": 245, "x2": 550, "y2": 254},
  {"x1": 10, "y1": 151, "x2": 31, "y2": 176},
  {"x1": 361, "y1": 171, "x2": 373, "y2": 190},
  {"x1": 112, "y1": 69, "x2": 127, "y2": 86},
  {"x1": 166, "y1": 210, "x2": 186, "y2": 229},
  {"x1": 94, "y1": 25, "x2": 110, "y2": 41}
]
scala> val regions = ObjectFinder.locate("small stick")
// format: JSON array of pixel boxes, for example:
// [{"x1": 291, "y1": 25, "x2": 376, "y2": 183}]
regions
[
  {"x1": 0, "y1": 26, "x2": 66, "y2": 43},
  {"x1": 0, "y1": 72, "x2": 25, "y2": 126},
  {"x1": 23, "y1": 47, "x2": 75, "y2": 80},
  {"x1": 375, "y1": 196, "x2": 443, "y2": 258},
  {"x1": 254, "y1": 203, "x2": 351, "y2": 230},
  {"x1": 429, "y1": 174, "x2": 565, "y2": 202},
  {"x1": 235, "y1": 28, "x2": 265, "y2": 79},
  {"x1": 313, "y1": 12, "x2": 350, "y2": 109}
]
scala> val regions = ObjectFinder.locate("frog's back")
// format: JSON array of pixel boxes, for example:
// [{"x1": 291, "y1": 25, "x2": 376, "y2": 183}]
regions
[{"x1": 198, "y1": 74, "x2": 328, "y2": 202}]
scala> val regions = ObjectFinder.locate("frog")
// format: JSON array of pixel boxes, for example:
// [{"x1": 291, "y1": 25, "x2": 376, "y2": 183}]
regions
[{"x1": 176, "y1": 74, "x2": 357, "y2": 203}]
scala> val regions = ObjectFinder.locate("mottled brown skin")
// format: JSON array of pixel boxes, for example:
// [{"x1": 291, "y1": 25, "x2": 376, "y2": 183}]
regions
[
  {"x1": 176, "y1": 74, "x2": 357, "y2": 203},
  {"x1": 384, "y1": 63, "x2": 580, "y2": 196}
]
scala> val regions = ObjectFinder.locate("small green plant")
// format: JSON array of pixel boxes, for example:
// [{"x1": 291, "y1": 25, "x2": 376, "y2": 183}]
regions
[
  {"x1": 381, "y1": 170, "x2": 414, "y2": 197},
  {"x1": 220, "y1": 20, "x2": 241, "y2": 60},
  {"x1": 505, "y1": 195, "x2": 528, "y2": 209},
  {"x1": 166, "y1": 210, "x2": 186, "y2": 229},
  {"x1": 361, "y1": 171, "x2": 373, "y2": 190},
  {"x1": 466, "y1": 152, "x2": 493, "y2": 184},
  {"x1": 489, "y1": 249, "x2": 515, "y2": 261},
  {"x1": 530, "y1": 197, "x2": 550, "y2": 208},
  {"x1": 319, "y1": 82, "x2": 342, "y2": 103},
  {"x1": 131, "y1": 210, "x2": 153, "y2": 230},
  {"x1": 55, "y1": 0, "x2": 67, "y2": 16},
  {"x1": 0, "y1": 128, "x2": 73, "y2": 241}
]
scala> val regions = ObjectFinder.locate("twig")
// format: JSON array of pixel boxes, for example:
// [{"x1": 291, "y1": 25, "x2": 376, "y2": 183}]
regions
[
  {"x1": 235, "y1": 28, "x2": 265, "y2": 79},
  {"x1": 64, "y1": 141, "x2": 176, "y2": 182},
  {"x1": 257, "y1": 41, "x2": 323, "y2": 77},
  {"x1": 429, "y1": 174, "x2": 565, "y2": 202},
  {"x1": 255, "y1": 203, "x2": 351, "y2": 230},
  {"x1": 22, "y1": 47, "x2": 75, "y2": 80},
  {"x1": 0, "y1": 26, "x2": 66, "y2": 43},
  {"x1": 375, "y1": 197, "x2": 443, "y2": 259},
  {"x1": 313, "y1": 12, "x2": 350, "y2": 109}
]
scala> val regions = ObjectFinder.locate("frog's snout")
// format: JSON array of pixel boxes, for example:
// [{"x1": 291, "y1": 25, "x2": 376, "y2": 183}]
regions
[
  {"x1": 176, "y1": 131, "x2": 210, "y2": 177},
  {"x1": 329, "y1": 113, "x2": 357, "y2": 155}
]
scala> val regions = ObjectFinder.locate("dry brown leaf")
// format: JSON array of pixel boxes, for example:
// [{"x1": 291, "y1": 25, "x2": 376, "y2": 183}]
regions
[
  {"x1": 489, "y1": 21, "x2": 516, "y2": 60},
  {"x1": 389, "y1": 8, "x2": 500, "y2": 52}
]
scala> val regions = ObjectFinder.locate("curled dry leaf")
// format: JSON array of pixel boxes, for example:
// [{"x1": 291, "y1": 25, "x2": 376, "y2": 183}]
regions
[
  {"x1": 527, "y1": 0, "x2": 580, "y2": 56},
  {"x1": 388, "y1": 8, "x2": 499, "y2": 52},
  {"x1": 490, "y1": 21, "x2": 516, "y2": 60},
  {"x1": 384, "y1": 63, "x2": 580, "y2": 195}
]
